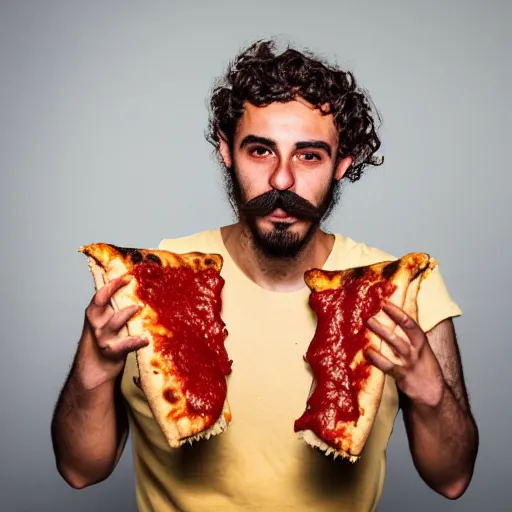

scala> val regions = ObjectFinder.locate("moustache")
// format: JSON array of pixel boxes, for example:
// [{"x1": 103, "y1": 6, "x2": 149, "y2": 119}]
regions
[{"x1": 240, "y1": 189, "x2": 323, "y2": 221}]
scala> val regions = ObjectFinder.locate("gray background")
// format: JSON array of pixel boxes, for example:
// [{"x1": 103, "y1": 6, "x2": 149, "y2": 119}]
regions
[{"x1": 1, "y1": 1, "x2": 509, "y2": 511}]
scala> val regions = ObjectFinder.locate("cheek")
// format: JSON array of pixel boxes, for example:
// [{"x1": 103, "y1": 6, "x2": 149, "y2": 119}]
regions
[
  {"x1": 233, "y1": 160, "x2": 273, "y2": 200},
  {"x1": 295, "y1": 171, "x2": 333, "y2": 205}
]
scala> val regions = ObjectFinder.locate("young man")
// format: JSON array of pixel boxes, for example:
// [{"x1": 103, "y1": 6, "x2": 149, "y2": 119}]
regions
[{"x1": 51, "y1": 40, "x2": 479, "y2": 511}]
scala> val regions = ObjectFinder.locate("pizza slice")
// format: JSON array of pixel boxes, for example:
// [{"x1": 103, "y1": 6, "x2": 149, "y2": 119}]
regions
[
  {"x1": 78, "y1": 243, "x2": 232, "y2": 448},
  {"x1": 294, "y1": 253, "x2": 437, "y2": 462}
]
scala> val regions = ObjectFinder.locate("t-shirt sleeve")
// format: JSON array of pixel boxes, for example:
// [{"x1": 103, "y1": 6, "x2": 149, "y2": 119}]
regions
[
  {"x1": 416, "y1": 266, "x2": 462, "y2": 333},
  {"x1": 340, "y1": 238, "x2": 462, "y2": 333}
]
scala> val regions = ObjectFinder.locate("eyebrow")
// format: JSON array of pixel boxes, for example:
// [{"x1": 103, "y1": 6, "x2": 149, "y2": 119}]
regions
[
  {"x1": 240, "y1": 135, "x2": 332, "y2": 157},
  {"x1": 295, "y1": 140, "x2": 332, "y2": 157}
]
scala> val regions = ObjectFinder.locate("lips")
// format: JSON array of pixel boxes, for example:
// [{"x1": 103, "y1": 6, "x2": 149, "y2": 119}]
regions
[
  {"x1": 268, "y1": 208, "x2": 291, "y2": 219},
  {"x1": 266, "y1": 208, "x2": 299, "y2": 223}
]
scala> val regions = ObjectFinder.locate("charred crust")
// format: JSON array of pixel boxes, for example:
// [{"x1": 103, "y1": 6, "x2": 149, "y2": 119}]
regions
[
  {"x1": 131, "y1": 250, "x2": 144, "y2": 264},
  {"x1": 382, "y1": 260, "x2": 400, "y2": 280},
  {"x1": 204, "y1": 257, "x2": 215, "y2": 266},
  {"x1": 133, "y1": 376, "x2": 142, "y2": 390},
  {"x1": 147, "y1": 253, "x2": 162, "y2": 265},
  {"x1": 351, "y1": 266, "x2": 366, "y2": 279},
  {"x1": 110, "y1": 245, "x2": 144, "y2": 264},
  {"x1": 111, "y1": 245, "x2": 135, "y2": 258},
  {"x1": 319, "y1": 270, "x2": 337, "y2": 279},
  {"x1": 163, "y1": 389, "x2": 179, "y2": 404},
  {"x1": 411, "y1": 260, "x2": 429, "y2": 282}
]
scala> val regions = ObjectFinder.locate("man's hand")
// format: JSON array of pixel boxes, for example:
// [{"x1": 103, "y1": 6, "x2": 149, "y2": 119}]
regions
[
  {"x1": 75, "y1": 275, "x2": 149, "y2": 390},
  {"x1": 364, "y1": 300, "x2": 478, "y2": 498},
  {"x1": 365, "y1": 300, "x2": 445, "y2": 407},
  {"x1": 51, "y1": 274, "x2": 148, "y2": 488}
]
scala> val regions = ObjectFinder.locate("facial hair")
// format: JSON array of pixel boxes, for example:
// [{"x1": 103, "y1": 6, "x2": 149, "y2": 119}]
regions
[{"x1": 223, "y1": 165, "x2": 342, "y2": 259}]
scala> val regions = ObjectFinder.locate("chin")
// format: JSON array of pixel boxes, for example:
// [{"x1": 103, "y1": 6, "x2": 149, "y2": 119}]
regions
[{"x1": 248, "y1": 218, "x2": 318, "y2": 259}]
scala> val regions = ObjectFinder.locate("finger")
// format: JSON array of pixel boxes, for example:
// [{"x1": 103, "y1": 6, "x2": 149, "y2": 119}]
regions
[
  {"x1": 366, "y1": 317, "x2": 411, "y2": 358},
  {"x1": 364, "y1": 347, "x2": 394, "y2": 373},
  {"x1": 393, "y1": 323, "x2": 408, "y2": 342},
  {"x1": 105, "y1": 304, "x2": 142, "y2": 333},
  {"x1": 102, "y1": 336, "x2": 149, "y2": 358},
  {"x1": 365, "y1": 347, "x2": 403, "y2": 380},
  {"x1": 381, "y1": 300, "x2": 425, "y2": 349},
  {"x1": 88, "y1": 306, "x2": 115, "y2": 331},
  {"x1": 92, "y1": 275, "x2": 132, "y2": 309}
]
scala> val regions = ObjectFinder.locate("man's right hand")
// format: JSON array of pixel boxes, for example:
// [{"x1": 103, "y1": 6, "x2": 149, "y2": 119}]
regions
[{"x1": 75, "y1": 275, "x2": 149, "y2": 390}]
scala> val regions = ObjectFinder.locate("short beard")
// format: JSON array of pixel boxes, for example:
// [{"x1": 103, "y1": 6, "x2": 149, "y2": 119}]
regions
[
  {"x1": 221, "y1": 163, "x2": 343, "y2": 260},
  {"x1": 246, "y1": 217, "x2": 317, "y2": 259}
]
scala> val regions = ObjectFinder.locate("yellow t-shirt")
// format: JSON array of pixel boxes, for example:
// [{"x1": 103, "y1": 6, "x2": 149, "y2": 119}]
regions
[{"x1": 120, "y1": 228, "x2": 461, "y2": 512}]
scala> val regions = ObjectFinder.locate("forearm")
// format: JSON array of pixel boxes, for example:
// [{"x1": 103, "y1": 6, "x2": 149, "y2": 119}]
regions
[
  {"x1": 402, "y1": 383, "x2": 478, "y2": 499},
  {"x1": 51, "y1": 373, "x2": 128, "y2": 488}
]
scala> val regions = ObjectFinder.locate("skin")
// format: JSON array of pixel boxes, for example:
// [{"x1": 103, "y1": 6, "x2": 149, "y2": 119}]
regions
[
  {"x1": 219, "y1": 100, "x2": 352, "y2": 292},
  {"x1": 50, "y1": 276, "x2": 147, "y2": 488},
  {"x1": 51, "y1": 97, "x2": 478, "y2": 500},
  {"x1": 366, "y1": 304, "x2": 479, "y2": 499}
]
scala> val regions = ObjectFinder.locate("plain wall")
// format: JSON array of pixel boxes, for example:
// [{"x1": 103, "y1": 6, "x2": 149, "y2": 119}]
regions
[{"x1": 1, "y1": 1, "x2": 510, "y2": 510}]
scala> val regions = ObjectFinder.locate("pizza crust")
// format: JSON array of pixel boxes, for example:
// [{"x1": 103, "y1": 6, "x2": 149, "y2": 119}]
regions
[
  {"x1": 297, "y1": 253, "x2": 437, "y2": 461},
  {"x1": 80, "y1": 244, "x2": 231, "y2": 448}
]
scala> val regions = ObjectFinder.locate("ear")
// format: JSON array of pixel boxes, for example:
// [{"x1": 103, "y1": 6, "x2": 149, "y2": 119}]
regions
[
  {"x1": 218, "y1": 132, "x2": 232, "y2": 168},
  {"x1": 334, "y1": 156, "x2": 353, "y2": 181}
]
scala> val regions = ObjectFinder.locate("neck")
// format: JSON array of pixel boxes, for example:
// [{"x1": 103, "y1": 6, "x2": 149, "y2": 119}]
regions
[{"x1": 221, "y1": 222, "x2": 335, "y2": 292}]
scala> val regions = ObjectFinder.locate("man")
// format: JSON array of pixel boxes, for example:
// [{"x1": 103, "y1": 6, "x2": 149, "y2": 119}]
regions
[{"x1": 51, "y1": 39, "x2": 478, "y2": 511}]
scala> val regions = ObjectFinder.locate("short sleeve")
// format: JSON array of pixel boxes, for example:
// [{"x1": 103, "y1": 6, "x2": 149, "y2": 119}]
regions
[{"x1": 416, "y1": 266, "x2": 462, "y2": 332}]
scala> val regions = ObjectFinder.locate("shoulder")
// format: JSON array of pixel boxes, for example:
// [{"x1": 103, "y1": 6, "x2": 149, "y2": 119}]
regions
[
  {"x1": 332, "y1": 233, "x2": 462, "y2": 332},
  {"x1": 331, "y1": 233, "x2": 397, "y2": 269},
  {"x1": 158, "y1": 229, "x2": 221, "y2": 254}
]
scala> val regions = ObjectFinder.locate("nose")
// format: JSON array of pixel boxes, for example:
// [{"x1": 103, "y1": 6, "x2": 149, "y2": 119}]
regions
[{"x1": 269, "y1": 160, "x2": 295, "y2": 191}]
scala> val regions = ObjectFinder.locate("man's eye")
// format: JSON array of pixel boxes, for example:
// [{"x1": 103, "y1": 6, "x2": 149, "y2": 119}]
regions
[
  {"x1": 251, "y1": 147, "x2": 271, "y2": 157},
  {"x1": 299, "y1": 153, "x2": 321, "y2": 161}
]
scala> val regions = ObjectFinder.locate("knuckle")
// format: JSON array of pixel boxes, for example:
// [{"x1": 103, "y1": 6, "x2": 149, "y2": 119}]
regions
[
  {"x1": 94, "y1": 329, "x2": 107, "y2": 346},
  {"x1": 100, "y1": 339, "x2": 117, "y2": 354},
  {"x1": 118, "y1": 308, "x2": 131, "y2": 320},
  {"x1": 112, "y1": 311, "x2": 128, "y2": 328},
  {"x1": 92, "y1": 289, "x2": 105, "y2": 305},
  {"x1": 403, "y1": 316, "x2": 415, "y2": 329},
  {"x1": 85, "y1": 305, "x2": 94, "y2": 322},
  {"x1": 121, "y1": 306, "x2": 137, "y2": 323},
  {"x1": 106, "y1": 312, "x2": 119, "y2": 327}
]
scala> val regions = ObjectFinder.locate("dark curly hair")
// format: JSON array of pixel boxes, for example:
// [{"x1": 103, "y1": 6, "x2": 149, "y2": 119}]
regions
[{"x1": 206, "y1": 39, "x2": 383, "y2": 183}]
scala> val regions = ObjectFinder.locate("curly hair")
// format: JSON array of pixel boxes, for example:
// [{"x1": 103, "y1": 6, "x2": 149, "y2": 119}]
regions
[{"x1": 205, "y1": 39, "x2": 383, "y2": 183}]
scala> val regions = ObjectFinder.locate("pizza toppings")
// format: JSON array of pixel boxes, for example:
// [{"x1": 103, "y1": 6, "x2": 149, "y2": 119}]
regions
[
  {"x1": 295, "y1": 254, "x2": 437, "y2": 460},
  {"x1": 131, "y1": 260, "x2": 230, "y2": 425},
  {"x1": 294, "y1": 267, "x2": 396, "y2": 447},
  {"x1": 79, "y1": 242, "x2": 232, "y2": 446}
]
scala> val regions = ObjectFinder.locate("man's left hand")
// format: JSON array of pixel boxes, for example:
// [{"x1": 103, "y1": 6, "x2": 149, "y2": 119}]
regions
[{"x1": 365, "y1": 300, "x2": 446, "y2": 408}]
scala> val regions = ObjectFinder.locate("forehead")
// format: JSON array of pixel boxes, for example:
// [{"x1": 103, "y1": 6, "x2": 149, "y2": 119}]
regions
[{"x1": 235, "y1": 99, "x2": 338, "y2": 144}]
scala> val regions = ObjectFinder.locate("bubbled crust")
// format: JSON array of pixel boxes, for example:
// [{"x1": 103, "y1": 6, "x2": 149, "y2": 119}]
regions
[
  {"x1": 298, "y1": 253, "x2": 437, "y2": 462},
  {"x1": 78, "y1": 242, "x2": 231, "y2": 448},
  {"x1": 79, "y1": 242, "x2": 223, "y2": 273}
]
